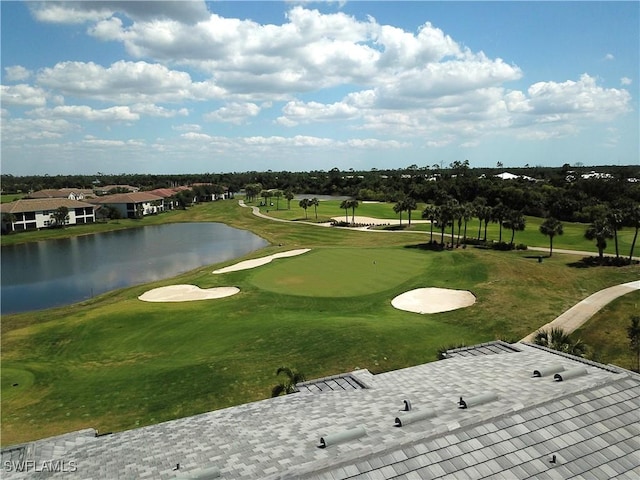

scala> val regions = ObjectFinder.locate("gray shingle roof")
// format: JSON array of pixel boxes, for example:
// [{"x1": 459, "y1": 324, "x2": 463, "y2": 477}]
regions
[{"x1": 3, "y1": 342, "x2": 639, "y2": 479}]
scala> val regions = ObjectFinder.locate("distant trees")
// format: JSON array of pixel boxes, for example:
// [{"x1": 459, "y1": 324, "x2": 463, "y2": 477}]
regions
[
  {"x1": 244, "y1": 183, "x2": 262, "y2": 203},
  {"x1": 539, "y1": 217, "x2": 564, "y2": 257}
]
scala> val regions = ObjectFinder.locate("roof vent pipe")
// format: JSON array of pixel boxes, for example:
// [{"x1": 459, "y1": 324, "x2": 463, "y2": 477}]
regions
[
  {"x1": 402, "y1": 399, "x2": 412, "y2": 411},
  {"x1": 533, "y1": 365, "x2": 565, "y2": 377},
  {"x1": 175, "y1": 465, "x2": 221, "y2": 479},
  {"x1": 319, "y1": 426, "x2": 366, "y2": 448},
  {"x1": 554, "y1": 367, "x2": 587, "y2": 382},
  {"x1": 458, "y1": 392, "x2": 498, "y2": 409},
  {"x1": 395, "y1": 408, "x2": 436, "y2": 427}
]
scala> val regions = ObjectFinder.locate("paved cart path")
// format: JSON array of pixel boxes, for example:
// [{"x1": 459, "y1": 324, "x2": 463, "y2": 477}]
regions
[{"x1": 520, "y1": 280, "x2": 640, "y2": 342}]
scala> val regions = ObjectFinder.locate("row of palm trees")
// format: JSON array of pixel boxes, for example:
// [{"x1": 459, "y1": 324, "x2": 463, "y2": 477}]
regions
[{"x1": 420, "y1": 198, "x2": 527, "y2": 248}]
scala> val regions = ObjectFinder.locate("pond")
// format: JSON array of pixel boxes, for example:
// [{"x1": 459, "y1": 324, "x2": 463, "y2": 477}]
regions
[{"x1": 1, "y1": 223, "x2": 268, "y2": 314}]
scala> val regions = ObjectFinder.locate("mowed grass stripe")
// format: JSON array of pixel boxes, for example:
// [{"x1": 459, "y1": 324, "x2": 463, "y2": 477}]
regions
[{"x1": 249, "y1": 247, "x2": 429, "y2": 297}]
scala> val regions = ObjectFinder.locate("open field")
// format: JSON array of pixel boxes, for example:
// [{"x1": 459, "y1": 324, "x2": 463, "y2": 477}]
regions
[{"x1": 2, "y1": 199, "x2": 639, "y2": 446}]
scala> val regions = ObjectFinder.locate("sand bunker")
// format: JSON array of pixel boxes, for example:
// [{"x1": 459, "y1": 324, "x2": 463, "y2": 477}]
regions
[
  {"x1": 139, "y1": 285, "x2": 240, "y2": 302},
  {"x1": 392, "y1": 288, "x2": 476, "y2": 314},
  {"x1": 213, "y1": 249, "x2": 311, "y2": 274}
]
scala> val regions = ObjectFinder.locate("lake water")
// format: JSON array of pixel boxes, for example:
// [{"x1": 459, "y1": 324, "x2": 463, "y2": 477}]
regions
[{"x1": 1, "y1": 223, "x2": 268, "y2": 314}]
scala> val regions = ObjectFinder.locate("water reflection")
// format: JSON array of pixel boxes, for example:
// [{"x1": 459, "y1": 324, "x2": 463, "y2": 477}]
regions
[{"x1": 1, "y1": 223, "x2": 267, "y2": 314}]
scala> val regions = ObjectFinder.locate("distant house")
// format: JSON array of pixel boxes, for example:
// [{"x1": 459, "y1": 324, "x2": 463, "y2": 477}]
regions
[
  {"x1": 92, "y1": 192, "x2": 164, "y2": 219},
  {"x1": 27, "y1": 188, "x2": 95, "y2": 201},
  {"x1": 494, "y1": 172, "x2": 536, "y2": 181},
  {"x1": 0, "y1": 198, "x2": 96, "y2": 232},
  {"x1": 147, "y1": 188, "x2": 181, "y2": 210}
]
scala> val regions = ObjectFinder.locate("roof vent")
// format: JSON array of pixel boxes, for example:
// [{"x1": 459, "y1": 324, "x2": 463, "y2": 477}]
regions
[
  {"x1": 554, "y1": 367, "x2": 587, "y2": 382},
  {"x1": 533, "y1": 365, "x2": 565, "y2": 377},
  {"x1": 395, "y1": 408, "x2": 436, "y2": 427},
  {"x1": 319, "y1": 426, "x2": 366, "y2": 448},
  {"x1": 458, "y1": 392, "x2": 498, "y2": 409},
  {"x1": 402, "y1": 399, "x2": 412, "y2": 411},
  {"x1": 175, "y1": 465, "x2": 220, "y2": 479}
]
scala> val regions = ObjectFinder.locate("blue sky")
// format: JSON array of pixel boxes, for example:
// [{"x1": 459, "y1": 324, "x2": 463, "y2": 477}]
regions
[{"x1": 1, "y1": 1, "x2": 638, "y2": 175}]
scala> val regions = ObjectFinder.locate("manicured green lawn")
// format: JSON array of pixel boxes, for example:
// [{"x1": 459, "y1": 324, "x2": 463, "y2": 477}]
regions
[{"x1": 2, "y1": 199, "x2": 638, "y2": 446}]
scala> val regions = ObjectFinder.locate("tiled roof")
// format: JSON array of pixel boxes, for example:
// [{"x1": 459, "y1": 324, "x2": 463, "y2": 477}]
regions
[
  {"x1": 0, "y1": 198, "x2": 95, "y2": 213},
  {"x1": 92, "y1": 192, "x2": 163, "y2": 204},
  {"x1": 297, "y1": 372, "x2": 370, "y2": 394},
  {"x1": 148, "y1": 188, "x2": 179, "y2": 198},
  {"x1": 2, "y1": 342, "x2": 638, "y2": 479},
  {"x1": 443, "y1": 340, "x2": 521, "y2": 358}
]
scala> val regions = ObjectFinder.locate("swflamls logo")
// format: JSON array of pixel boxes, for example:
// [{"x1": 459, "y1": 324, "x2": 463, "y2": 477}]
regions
[{"x1": 3, "y1": 460, "x2": 78, "y2": 472}]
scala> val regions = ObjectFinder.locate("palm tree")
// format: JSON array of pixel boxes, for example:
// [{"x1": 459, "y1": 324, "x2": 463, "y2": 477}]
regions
[
  {"x1": 533, "y1": 327, "x2": 587, "y2": 357},
  {"x1": 273, "y1": 190, "x2": 283, "y2": 211},
  {"x1": 626, "y1": 204, "x2": 640, "y2": 263},
  {"x1": 271, "y1": 367, "x2": 306, "y2": 397},
  {"x1": 474, "y1": 200, "x2": 485, "y2": 240},
  {"x1": 539, "y1": 217, "x2": 563, "y2": 257},
  {"x1": 393, "y1": 199, "x2": 406, "y2": 225},
  {"x1": 299, "y1": 198, "x2": 311, "y2": 219},
  {"x1": 339, "y1": 199, "x2": 350, "y2": 223},
  {"x1": 491, "y1": 203, "x2": 508, "y2": 243},
  {"x1": 503, "y1": 210, "x2": 526, "y2": 246},
  {"x1": 310, "y1": 197, "x2": 319, "y2": 220},
  {"x1": 585, "y1": 218, "x2": 614, "y2": 262},
  {"x1": 404, "y1": 196, "x2": 417, "y2": 226},
  {"x1": 461, "y1": 202, "x2": 473, "y2": 244},
  {"x1": 348, "y1": 199, "x2": 359, "y2": 224},
  {"x1": 439, "y1": 200, "x2": 457, "y2": 246},
  {"x1": 284, "y1": 189, "x2": 294, "y2": 210},
  {"x1": 422, "y1": 205, "x2": 437, "y2": 242},
  {"x1": 607, "y1": 208, "x2": 624, "y2": 259},
  {"x1": 479, "y1": 206, "x2": 492, "y2": 242}
]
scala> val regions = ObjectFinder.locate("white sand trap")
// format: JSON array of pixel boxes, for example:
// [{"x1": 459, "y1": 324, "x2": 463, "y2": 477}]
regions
[
  {"x1": 138, "y1": 285, "x2": 240, "y2": 302},
  {"x1": 392, "y1": 288, "x2": 476, "y2": 314},
  {"x1": 213, "y1": 249, "x2": 311, "y2": 274}
]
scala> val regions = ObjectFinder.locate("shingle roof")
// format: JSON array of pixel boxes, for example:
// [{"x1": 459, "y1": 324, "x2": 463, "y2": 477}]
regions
[
  {"x1": 3, "y1": 342, "x2": 638, "y2": 479},
  {"x1": 0, "y1": 198, "x2": 95, "y2": 214}
]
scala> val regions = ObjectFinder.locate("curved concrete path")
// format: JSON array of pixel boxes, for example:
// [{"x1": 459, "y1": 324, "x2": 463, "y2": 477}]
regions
[{"x1": 520, "y1": 280, "x2": 640, "y2": 342}]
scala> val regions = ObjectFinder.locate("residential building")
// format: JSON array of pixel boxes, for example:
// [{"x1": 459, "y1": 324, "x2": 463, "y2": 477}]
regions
[
  {"x1": 26, "y1": 188, "x2": 95, "y2": 201},
  {"x1": 92, "y1": 192, "x2": 165, "y2": 219},
  {"x1": 2, "y1": 341, "x2": 638, "y2": 479},
  {"x1": 0, "y1": 198, "x2": 96, "y2": 232}
]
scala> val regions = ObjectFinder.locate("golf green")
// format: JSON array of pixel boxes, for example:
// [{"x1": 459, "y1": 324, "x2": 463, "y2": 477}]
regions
[{"x1": 249, "y1": 247, "x2": 428, "y2": 297}]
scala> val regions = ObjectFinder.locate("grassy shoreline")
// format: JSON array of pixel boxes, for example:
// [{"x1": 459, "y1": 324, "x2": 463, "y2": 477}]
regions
[{"x1": 1, "y1": 199, "x2": 639, "y2": 446}]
